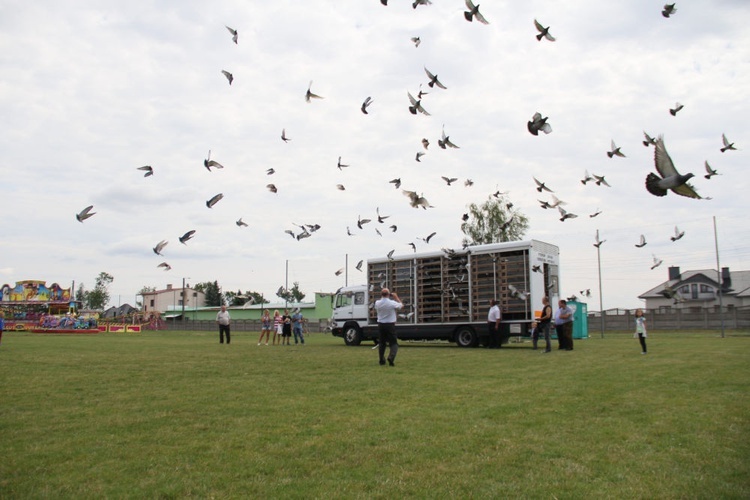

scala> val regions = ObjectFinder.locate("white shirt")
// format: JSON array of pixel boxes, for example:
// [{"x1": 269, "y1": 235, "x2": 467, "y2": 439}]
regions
[
  {"x1": 375, "y1": 297, "x2": 403, "y2": 323},
  {"x1": 487, "y1": 305, "x2": 501, "y2": 322},
  {"x1": 216, "y1": 310, "x2": 231, "y2": 325}
]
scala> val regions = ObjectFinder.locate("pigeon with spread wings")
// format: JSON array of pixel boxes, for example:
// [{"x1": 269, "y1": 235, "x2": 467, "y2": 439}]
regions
[{"x1": 645, "y1": 136, "x2": 701, "y2": 199}]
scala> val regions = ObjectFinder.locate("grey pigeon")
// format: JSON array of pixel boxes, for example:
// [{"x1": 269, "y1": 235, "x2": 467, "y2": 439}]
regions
[
  {"x1": 225, "y1": 25, "x2": 238, "y2": 44},
  {"x1": 221, "y1": 70, "x2": 233, "y2": 85},
  {"x1": 305, "y1": 81, "x2": 324, "y2": 102},
  {"x1": 464, "y1": 0, "x2": 489, "y2": 24},
  {"x1": 179, "y1": 230, "x2": 196, "y2": 244},
  {"x1": 337, "y1": 156, "x2": 349, "y2": 170},
  {"x1": 336, "y1": 184, "x2": 345, "y2": 191},
  {"x1": 204, "y1": 150, "x2": 225, "y2": 171},
  {"x1": 137, "y1": 165, "x2": 153, "y2": 177},
  {"x1": 441, "y1": 176, "x2": 458, "y2": 186},
  {"x1": 607, "y1": 140, "x2": 626, "y2": 158},
  {"x1": 236, "y1": 218, "x2": 248, "y2": 227},
  {"x1": 534, "y1": 176, "x2": 554, "y2": 193},
  {"x1": 534, "y1": 19, "x2": 555, "y2": 41},
  {"x1": 377, "y1": 207, "x2": 390, "y2": 223},
  {"x1": 407, "y1": 91, "x2": 430, "y2": 115},
  {"x1": 266, "y1": 184, "x2": 278, "y2": 193},
  {"x1": 651, "y1": 254, "x2": 663, "y2": 270},
  {"x1": 361, "y1": 96, "x2": 373, "y2": 114},
  {"x1": 420, "y1": 232, "x2": 436, "y2": 243},
  {"x1": 403, "y1": 190, "x2": 432, "y2": 209},
  {"x1": 356, "y1": 260, "x2": 363, "y2": 271},
  {"x1": 153, "y1": 239, "x2": 168, "y2": 255},
  {"x1": 720, "y1": 133, "x2": 736, "y2": 152},
  {"x1": 357, "y1": 215, "x2": 371, "y2": 229},
  {"x1": 76, "y1": 205, "x2": 96, "y2": 222},
  {"x1": 416, "y1": 151, "x2": 426, "y2": 162},
  {"x1": 464, "y1": 179, "x2": 474, "y2": 187},
  {"x1": 593, "y1": 174, "x2": 611, "y2": 187},
  {"x1": 558, "y1": 206, "x2": 578, "y2": 222},
  {"x1": 669, "y1": 102, "x2": 684, "y2": 116},
  {"x1": 438, "y1": 125, "x2": 460, "y2": 148},
  {"x1": 389, "y1": 178, "x2": 401, "y2": 189},
  {"x1": 589, "y1": 209, "x2": 603, "y2": 218},
  {"x1": 662, "y1": 3, "x2": 677, "y2": 17},
  {"x1": 527, "y1": 112, "x2": 552, "y2": 135},
  {"x1": 635, "y1": 234, "x2": 647, "y2": 248},
  {"x1": 593, "y1": 231, "x2": 606, "y2": 248},
  {"x1": 670, "y1": 226, "x2": 685, "y2": 242},
  {"x1": 424, "y1": 67, "x2": 447, "y2": 90},
  {"x1": 410, "y1": 36, "x2": 420, "y2": 47},
  {"x1": 412, "y1": 0, "x2": 432, "y2": 9},
  {"x1": 581, "y1": 170, "x2": 594, "y2": 185},
  {"x1": 643, "y1": 131, "x2": 657, "y2": 147},
  {"x1": 266, "y1": 168, "x2": 275, "y2": 175},
  {"x1": 422, "y1": 138, "x2": 430, "y2": 150},
  {"x1": 281, "y1": 128, "x2": 291, "y2": 142},
  {"x1": 645, "y1": 136, "x2": 701, "y2": 198},
  {"x1": 157, "y1": 262, "x2": 172, "y2": 271},
  {"x1": 206, "y1": 193, "x2": 224, "y2": 208},
  {"x1": 704, "y1": 161, "x2": 718, "y2": 179}
]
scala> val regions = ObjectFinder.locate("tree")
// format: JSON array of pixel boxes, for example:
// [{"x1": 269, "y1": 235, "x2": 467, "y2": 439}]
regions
[
  {"x1": 276, "y1": 282, "x2": 306, "y2": 304},
  {"x1": 195, "y1": 281, "x2": 223, "y2": 307},
  {"x1": 460, "y1": 195, "x2": 529, "y2": 246},
  {"x1": 86, "y1": 272, "x2": 114, "y2": 310}
]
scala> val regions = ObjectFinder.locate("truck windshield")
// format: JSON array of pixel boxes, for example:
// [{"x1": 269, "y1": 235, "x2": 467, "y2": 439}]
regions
[{"x1": 334, "y1": 293, "x2": 352, "y2": 309}]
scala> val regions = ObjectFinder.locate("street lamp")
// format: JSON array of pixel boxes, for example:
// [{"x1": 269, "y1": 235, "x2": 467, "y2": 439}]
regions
[{"x1": 182, "y1": 277, "x2": 191, "y2": 322}]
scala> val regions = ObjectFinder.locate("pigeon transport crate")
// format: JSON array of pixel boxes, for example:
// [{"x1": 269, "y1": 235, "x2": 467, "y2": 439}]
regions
[{"x1": 331, "y1": 240, "x2": 560, "y2": 348}]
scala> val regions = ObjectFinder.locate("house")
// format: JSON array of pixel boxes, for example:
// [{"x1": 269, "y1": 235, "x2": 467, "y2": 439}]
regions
[
  {"x1": 639, "y1": 266, "x2": 750, "y2": 310},
  {"x1": 102, "y1": 304, "x2": 139, "y2": 319},
  {"x1": 180, "y1": 292, "x2": 334, "y2": 322},
  {"x1": 140, "y1": 284, "x2": 206, "y2": 317}
]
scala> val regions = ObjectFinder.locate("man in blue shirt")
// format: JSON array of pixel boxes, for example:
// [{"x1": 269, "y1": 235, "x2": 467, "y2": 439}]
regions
[
  {"x1": 292, "y1": 309, "x2": 304, "y2": 344},
  {"x1": 554, "y1": 299, "x2": 574, "y2": 351},
  {"x1": 374, "y1": 288, "x2": 403, "y2": 366}
]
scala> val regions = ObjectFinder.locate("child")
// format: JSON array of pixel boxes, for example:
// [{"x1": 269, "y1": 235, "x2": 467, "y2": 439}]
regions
[
  {"x1": 529, "y1": 321, "x2": 540, "y2": 349},
  {"x1": 634, "y1": 309, "x2": 647, "y2": 354}
]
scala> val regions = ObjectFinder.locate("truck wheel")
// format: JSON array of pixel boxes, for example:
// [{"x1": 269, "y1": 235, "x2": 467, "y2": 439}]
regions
[
  {"x1": 343, "y1": 324, "x2": 362, "y2": 346},
  {"x1": 455, "y1": 327, "x2": 478, "y2": 348}
]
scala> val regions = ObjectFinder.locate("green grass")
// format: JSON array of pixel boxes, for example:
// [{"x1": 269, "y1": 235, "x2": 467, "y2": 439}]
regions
[{"x1": 1, "y1": 330, "x2": 748, "y2": 499}]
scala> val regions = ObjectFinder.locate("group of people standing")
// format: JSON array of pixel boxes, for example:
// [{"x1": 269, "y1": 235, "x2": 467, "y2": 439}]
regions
[
  {"x1": 214, "y1": 305, "x2": 306, "y2": 345},
  {"x1": 529, "y1": 297, "x2": 574, "y2": 352}
]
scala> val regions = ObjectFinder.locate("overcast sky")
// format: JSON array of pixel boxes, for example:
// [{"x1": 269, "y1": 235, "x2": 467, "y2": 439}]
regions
[{"x1": 2, "y1": 0, "x2": 748, "y2": 310}]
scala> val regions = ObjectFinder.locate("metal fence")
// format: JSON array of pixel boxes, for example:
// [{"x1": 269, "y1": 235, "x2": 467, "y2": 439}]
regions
[
  {"x1": 162, "y1": 318, "x2": 332, "y2": 333},
  {"x1": 587, "y1": 306, "x2": 750, "y2": 332}
]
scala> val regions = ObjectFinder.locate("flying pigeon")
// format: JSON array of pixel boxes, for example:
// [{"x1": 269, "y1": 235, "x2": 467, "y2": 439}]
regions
[
  {"x1": 527, "y1": 112, "x2": 552, "y2": 135},
  {"x1": 225, "y1": 25, "x2": 238, "y2": 44},
  {"x1": 336, "y1": 184, "x2": 345, "y2": 191},
  {"x1": 441, "y1": 176, "x2": 458, "y2": 186},
  {"x1": 76, "y1": 205, "x2": 96, "y2": 222},
  {"x1": 581, "y1": 170, "x2": 594, "y2": 185},
  {"x1": 589, "y1": 209, "x2": 602, "y2": 218},
  {"x1": 593, "y1": 231, "x2": 606, "y2": 248},
  {"x1": 381, "y1": 0, "x2": 387, "y2": 4},
  {"x1": 403, "y1": 190, "x2": 432, "y2": 209},
  {"x1": 356, "y1": 260, "x2": 363, "y2": 271},
  {"x1": 179, "y1": 230, "x2": 196, "y2": 244},
  {"x1": 662, "y1": 3, "x2": 677, "y2": 18},
  {"x1": 661, "y1": 284, "x2": 682, "y2": 304},
  {"x1": 337, "y1": 156, "x2": 349, "y2": 170},
  {"x1": 377, "y1": 207, "x2": 390, "y2": 223},
  {"x1": 412, "y1": 0, "x2": 432, "y2": 9},
  {"x1": 534, "y1": 176, "x2": 554, "y2": 193},
  {"x1": 720, "y1": 133, "x2": 736, "y2": 152},
  {"x1": 236, "y1": 218, "x2": 248, "y2": 227},
  {"x1": 266, "y1": 168, "x2": 275, "y2": 175},
  {"x1": 593, "y1": 174, "x2": 611, "y2": 187},
  {"x1": 635, "y1": 234, "x2": 647, "y2": 248},
  {"x1": 704, "y1": 161, "x2": 718, "y2": 179},
  {"x1": 508, "y1": 284, "x2": 530, "y2": 301},
  {"x1": 643, "y1": 131, "x2": 657, "y2": 147},
  {"x1": 389, "y1": 225, "x2": 398, "y2": 232},
  {"x1": 464, "y1": 0, "x2": 489, "y2": 24},
  {"x1": 266, "y1": 184, "x2": 278, "y2": 193},
  {"x1": 424, "y1": 67, "x2": 447, "y2": 89},
  {"x1": 462, "y1": 213, "x2": 470, "y2": 221},
  {"x1": 206, "y1": 193, "x2": 224, "y2": 209},
  {"x1": 533, "y1": 19, "x2": 555, "y2": 41},
  {"x1": 415, "y1": 151, "x2": 426, "y2": 162},
  {"x1": 389, "y1": 178, "x2": 401, "y2": 189},
  {"x1": 438, "y1": 125, "x2": 460, "y2": 149},
  {"x1": 281, "y1": 129, "x2": 291, "y2": 142},
  {"x1": 204, "y1": 150, "x2": 224, "y2": 171},
  {"x1": 607, "y1": 140, "x2": 626, "y2": 158},
  {"x1": 137, "y1": 165, "x2": 153, "y2": 177},
  {"x1": 284, "y1": 229, "x2": 296, "y2": 239},
  {"x1": 153, "y1": 240, "x2": 168, "y2": 255},
  {"x1": 387, "y1": 249, "x2": 395, "y2": 260},
  {"x1": 361, "y1": 96, "x2": 373, "y2": 114},
  {"x1": 357, "y1": 215, "x2": 371, "y2": 229},
  {"x1": 221, "y1": 70, "x2": 233, "y2": 85},
  {"x1": 669, "y1": 102, "x2": 684, "y2": 116},
  {"x1": 548, "y1": 194, "x2": 566, "y2": 208},
  {"x1": 305, "y1": 81, "x2": 324, "y2": 102},
  {"x1": 538, "y1": 200, "x2": 553, "y2": 209},
  {"x1": 407, "y1": 91, "x2": 430, "y2": 115},
  {"x1": 651, "y1": 254, "x2": 663, "y2": 270},
  {"x1": 421, "y1": 138, "x2": 429, "y2": 150},
  {"x1": 408, "y1": 242, "x2": 417, "y2": 252},
  {"x1": 420, "y1": 232, "x2": 436, "y2": 243},
  {"x1": 335, "y1": 268, "x2": 344, "y2": 276},
  {"x1": 532, "y1": 265, "x2": 542, "y2": 273},
  {"x1": 670, "y1": 226, "x2": 685, "y2": 242},
  {"x1": 410, "y1": 36, "x2": 421, "y2": 47},
  {"x1": 558, "y1": 206, "x2": 578, "y2": 222},
  {"x1": 464, "y1": 179, "x2": 474, "y2": 187},
  {"x1": 645, "y1": 136, "x2": 702, "y2": 198},
  {"x1": 157, "y1": 262, "x2": 171, "y2": 271}
]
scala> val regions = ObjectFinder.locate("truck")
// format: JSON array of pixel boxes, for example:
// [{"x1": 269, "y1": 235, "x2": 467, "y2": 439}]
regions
[{"x1": 330, "y1": 239, "x2": 560, "y2": 347}]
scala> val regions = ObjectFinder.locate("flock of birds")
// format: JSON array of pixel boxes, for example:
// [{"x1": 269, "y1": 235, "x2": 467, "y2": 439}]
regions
[{"x1": 70, "y1": 2, "x2": 741, "y2": 303}]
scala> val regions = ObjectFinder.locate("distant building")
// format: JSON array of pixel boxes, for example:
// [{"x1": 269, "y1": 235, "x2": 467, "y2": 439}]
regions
[
  {"x1": 181, "y1": 292, "x2": 334, "y2": 322},
  {"x1": 140, "y1": 284, "x2": 206, "y2": 317},
  {"x1": 639, "y1": 266, "x2": 750, "y2": 310},
  {"x1": 102, "y1": 304, "x2": 139, "y2": 319}
]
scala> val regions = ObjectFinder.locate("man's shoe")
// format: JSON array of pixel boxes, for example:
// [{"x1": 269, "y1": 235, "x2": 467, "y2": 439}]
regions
[
  {"x1": 388, "y1": 359, "x2": 395, "y2": 366},
  {"x1": 379, "y1": 359, "x2": 386, "y2": 366}
]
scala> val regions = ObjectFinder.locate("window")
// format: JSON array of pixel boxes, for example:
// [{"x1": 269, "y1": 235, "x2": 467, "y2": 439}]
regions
[
  {"x1": 150, "y1": 299, "x2": 155, "y2": 307},
  {"x1": 680, "y1": 285, "x2": 690, "y2": 294},
  {"x1": 700, "y1": 284, "x2": 712, "y2": 293},
  {"x1": 354, "y1": 292, "x2": 365, "y2": 305}
]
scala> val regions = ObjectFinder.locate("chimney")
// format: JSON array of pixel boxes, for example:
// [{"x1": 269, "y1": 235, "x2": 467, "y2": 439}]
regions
[
  {"x1": 668, "y1": 266, "x2": 681, "y2": 281},
  {"x1": 721, "y1": 267, "x2": 731, "y2": 289},
  {"x1": 166, "y1": 284, "x2": 173, "y2": 290}
]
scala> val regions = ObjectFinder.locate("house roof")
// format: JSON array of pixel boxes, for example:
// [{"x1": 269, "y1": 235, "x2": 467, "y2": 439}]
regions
[
  {"x1": 639, "y1": 269, "x2": 750, "y2": 299},
  {"x1": 141, "y1": 286, "x2": 202, "y2": 295}
]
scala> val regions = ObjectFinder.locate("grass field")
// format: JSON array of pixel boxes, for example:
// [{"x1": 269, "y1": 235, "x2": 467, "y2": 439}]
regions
[{"x1": 1, "y1": 330, "x2": 748, "y2": 499}]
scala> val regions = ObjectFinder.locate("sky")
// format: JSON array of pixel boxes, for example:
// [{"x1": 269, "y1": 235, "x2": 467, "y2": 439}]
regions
[{"x1": 1, "y1": 0, "x2": 749, "y2": 311}]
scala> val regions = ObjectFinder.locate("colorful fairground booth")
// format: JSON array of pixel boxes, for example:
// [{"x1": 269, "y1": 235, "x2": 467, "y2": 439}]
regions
[{"x1": 0, "y1": 280, "x2": 99, "y2": 333}]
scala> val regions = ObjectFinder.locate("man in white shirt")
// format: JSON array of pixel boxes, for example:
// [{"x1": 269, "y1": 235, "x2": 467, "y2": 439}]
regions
[
  {"x1": 216, "y1": 305, "x2": 231, "y2": 344},
  {"x1": 487, "y1": 299, "x2": 502, "y2": 348},
  {"x1": 374, "y1": 288, "x2": 403, "y2": 366}
]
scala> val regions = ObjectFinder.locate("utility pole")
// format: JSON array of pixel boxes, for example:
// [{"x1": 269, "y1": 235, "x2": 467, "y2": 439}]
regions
[
  {"x1": 345, "y1": 254, "x2": 348, "y2": 287},
  {"x1": 713, "y1": 216, "x2": 725, "y2": 338},
  {"x1": 285, "y1": 260, "x2": 289, "y2": 308},
  {"x1": 596, "y1": 229, "x2": 604, "y2": 339}
]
